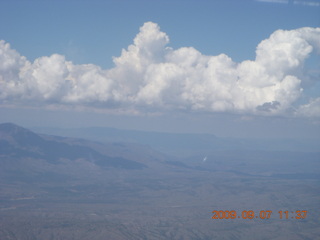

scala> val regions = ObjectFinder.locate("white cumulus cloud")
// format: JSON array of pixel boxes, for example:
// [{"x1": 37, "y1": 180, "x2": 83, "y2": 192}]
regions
[{"x1": 0, "y1": 22, "x2": 319, "y2": 117}]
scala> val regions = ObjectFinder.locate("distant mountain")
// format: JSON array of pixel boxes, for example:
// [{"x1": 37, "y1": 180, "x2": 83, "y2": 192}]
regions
[
  {"x1": 32, "y1": 125, "x2": 320, "y2": 156},
  {"x1": 30, "y1": 126, "x2": 239, "y2": 156},
  {"x1": 0, "y1": 122, "x2": 146, "y2": 169},
  {"x1": 1, "y1": 123, "x2": 319, "y2": 184}
]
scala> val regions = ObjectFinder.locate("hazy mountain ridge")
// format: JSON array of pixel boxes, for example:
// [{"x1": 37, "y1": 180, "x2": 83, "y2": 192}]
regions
[
  {"x1": 32, "y1": 125, "x2": 320, "y2": 156},
  {"x1": 0, "y1": 122, "x2": 146, "y2": 170},
  {"x1": 1, "y1": 122, "x2": 319, "y2": 179}
]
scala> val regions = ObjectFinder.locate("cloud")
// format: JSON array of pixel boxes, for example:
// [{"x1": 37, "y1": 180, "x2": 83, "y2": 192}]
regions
[
  {"x1": 0, "y1": 40, "x2": 28, "y2": 100},
  {"x1": 256, "y1": 0, "x2": 320, "y2": 7},
  {"x1": 297, "y1": 98, "x2": 320, "y2": 117},
  {"x1": 255, "y1": 0, "x2": 320, "y2": 6},
  {"x1": 0, "y1": 22, "x2": 320, "y2": 117},
  {"x1": 294, "y1": 0, "x2": 320, "y2": 7}
]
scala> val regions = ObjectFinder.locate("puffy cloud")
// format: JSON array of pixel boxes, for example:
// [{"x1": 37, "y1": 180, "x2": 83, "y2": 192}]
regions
[
  {"x1": 0, "y1": 40, "x2": 28, "y2": 100},
  {"x1": 0, "y1": 22, "x2": 319, "y2": 117},
  {"x1": 63, "y1": 63, "x2": 113, "y2": 103},
  {"x1": 20, "y1": 54, "x2": 70, "y2": 100}
]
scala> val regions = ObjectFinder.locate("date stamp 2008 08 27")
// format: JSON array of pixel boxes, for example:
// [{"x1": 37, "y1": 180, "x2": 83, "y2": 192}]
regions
[{"x1": 211, "y1": 210, "x2": 308, "y2": 220}]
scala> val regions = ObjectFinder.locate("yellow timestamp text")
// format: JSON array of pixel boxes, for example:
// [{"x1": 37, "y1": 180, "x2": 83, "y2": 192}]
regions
[{"x1": 211, "y1": 210, "x2": 307, "y2": 220}]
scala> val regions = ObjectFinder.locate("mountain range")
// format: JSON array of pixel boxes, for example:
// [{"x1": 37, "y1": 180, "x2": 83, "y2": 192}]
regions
[
  {"x1": 0, "y1": 122, "x2": 147, "y2": 169},
  {"x1": 31, "y1": 125, "x2": 320, "y2": 156}
]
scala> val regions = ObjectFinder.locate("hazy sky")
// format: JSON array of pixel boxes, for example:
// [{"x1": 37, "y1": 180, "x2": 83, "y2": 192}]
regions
[{"x1": 0, "y1": 0, "x2": 319, "y2": 138}]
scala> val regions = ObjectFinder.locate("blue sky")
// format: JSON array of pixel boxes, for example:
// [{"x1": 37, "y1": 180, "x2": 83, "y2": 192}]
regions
[
  {"x1": 0, "y1": 0, "x2": 319, "y2": 138},
  {"x1": 2, "y1": 0, "x2": 319, "y2": 67}
]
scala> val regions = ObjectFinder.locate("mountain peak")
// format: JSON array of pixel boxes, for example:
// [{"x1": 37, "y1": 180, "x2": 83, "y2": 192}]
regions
[
  {"x1": 0, "y1": 122, "x2": 44, "y2": 146},
  {"x1": 0, "y1": 122, "x2": 28, "y2": 133}
]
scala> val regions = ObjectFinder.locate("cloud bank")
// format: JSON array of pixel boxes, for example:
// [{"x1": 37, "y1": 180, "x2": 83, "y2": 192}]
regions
[{"x1": 0, "y1": 22, "x2": 319, "y2": 117}]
